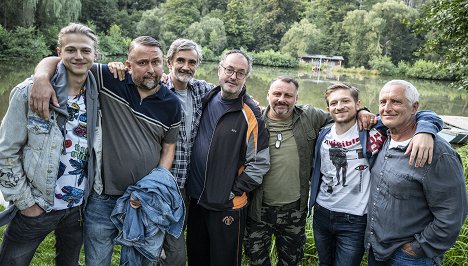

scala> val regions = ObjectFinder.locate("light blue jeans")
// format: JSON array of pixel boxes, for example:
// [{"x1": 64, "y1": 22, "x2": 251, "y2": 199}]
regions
[{"x1": 83, "y1": 191, "x2": 120, "y2": 266}]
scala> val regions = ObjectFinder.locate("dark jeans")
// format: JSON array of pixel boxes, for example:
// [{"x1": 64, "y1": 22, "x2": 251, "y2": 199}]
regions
[
  {"x1": 0, "y1": 205, "x2": 83, "y2": 266},
  {"x1": 368, "y1": 247, "x2": 438, "y2": 266},
  {"x1": 313, "y1": 204, "x2": 367, "y2": 266},
  {"x1": 186, "y1": 200, "x2": 247, "y2": 266}
]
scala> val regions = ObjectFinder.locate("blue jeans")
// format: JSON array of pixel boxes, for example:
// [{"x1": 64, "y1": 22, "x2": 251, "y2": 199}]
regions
[
  {"x1": 84, "y1": 191, "x2": 120, "y2": 266},
  {"x1": 313, "y1": 204, "x2": 367, "y2": 266},
  {"x1": 368, "y1": 247, "x2": 438, "y2": 266},
  {"x1": 0, "y1": 205, "x2": 83, "y2": 266},
  {"x1": 84, "y1": 191, "x2": 154, "y2": 266}
]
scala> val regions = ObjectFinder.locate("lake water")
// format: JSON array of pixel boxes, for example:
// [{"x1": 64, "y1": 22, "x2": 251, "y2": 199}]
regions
[{"x1": 1, "y1": 60, "x2": 467, "y2": 119}]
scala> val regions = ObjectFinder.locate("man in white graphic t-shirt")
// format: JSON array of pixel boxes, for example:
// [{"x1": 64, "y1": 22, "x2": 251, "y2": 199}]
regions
[{"x1": 309, "y1": 82, "x2": 442, "y2": 266}]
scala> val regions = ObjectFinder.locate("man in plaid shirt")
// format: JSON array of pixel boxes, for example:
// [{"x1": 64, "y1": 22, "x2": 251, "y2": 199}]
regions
[{"x1": 162, "y1": 39, "x2": 214, "y2": 266}]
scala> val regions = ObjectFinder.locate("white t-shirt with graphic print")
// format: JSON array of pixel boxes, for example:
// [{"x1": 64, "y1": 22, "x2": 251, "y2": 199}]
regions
[
  {"x1": 316, "y1": 122, "x2": 370, "y2": 216},
  {"x1": 53, "y1": 93, "x2": 88, "y2": 210}
]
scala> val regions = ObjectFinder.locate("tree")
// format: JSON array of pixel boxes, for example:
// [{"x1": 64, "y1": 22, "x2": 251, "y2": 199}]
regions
[
  {"x1": 80, "y1": 0, "x2": 118, "y2": 32},
  {"x1": 251, "y1": 0, "x2": 307, "y2": 51},
  {"x1": 136, "y1": 7, "x2": 164, "y2": 40},
  {"x1": 159, "y1": 0, "x2": 201, "y2": 47},
  {"x1": 417, "y1": 0, "x2": 468, "y2": 90},
  {"x1": 367, "y1": 0, "x2": 421, "y2": 64},
  {"x1": 342, "y1": 9, "x2": 382, "y2": 67},
  {"x1": 305, "y1": 0, "x2": 361, "y2": 56},
  {"x1": 186, "y1": 16, "x2": 227, "y2": 55},
  {"x1": 223, "y1": 0, "x2": 254, "y2": 49},
  {"x1": 280, "y1": 19, "x2": 322, "y2": 58}
]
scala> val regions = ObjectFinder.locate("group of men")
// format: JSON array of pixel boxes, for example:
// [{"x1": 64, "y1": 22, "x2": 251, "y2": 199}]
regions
[{"x1": 0, "y1": 22, "x2": 466, "y2": 266}]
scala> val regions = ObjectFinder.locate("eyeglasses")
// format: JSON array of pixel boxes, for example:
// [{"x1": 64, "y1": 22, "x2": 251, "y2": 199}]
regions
[
  {"x1": 275, "y1": 133, "x2": 282, "y2": 149},
  {"x1": 219, "y1": 65, "x2": 247, "y2": 80}
]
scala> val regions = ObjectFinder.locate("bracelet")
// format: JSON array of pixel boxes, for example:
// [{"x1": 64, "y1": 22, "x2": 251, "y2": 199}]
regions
[{"x1": 357, "y1": 106, "x2": 370, "y2": 113}]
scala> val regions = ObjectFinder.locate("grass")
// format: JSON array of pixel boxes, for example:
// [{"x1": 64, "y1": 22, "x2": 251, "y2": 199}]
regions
[{"x1": 1, "y1": 145, "x2": 468, "y2": 265}]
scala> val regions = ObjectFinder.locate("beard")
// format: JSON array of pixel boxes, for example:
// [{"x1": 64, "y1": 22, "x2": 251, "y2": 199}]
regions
[
  {"x1": 135, "y1": 74, "x2": 158, "y2": 91},
  {"x1": 273, "y1": 103, "x2": 291, "y2": 115},
  {"x1": 174, "y1": 69, "x2": 194, "y2": 83}
]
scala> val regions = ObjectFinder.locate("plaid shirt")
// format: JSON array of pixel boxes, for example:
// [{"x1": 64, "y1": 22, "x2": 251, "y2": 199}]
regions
[{"x1": 165, "y1": 78, "x2": 214, "y2": 188}]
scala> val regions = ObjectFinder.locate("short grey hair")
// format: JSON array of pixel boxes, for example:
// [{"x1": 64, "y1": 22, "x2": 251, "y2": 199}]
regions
[
  {"x1": 167, "y1": 39, "x2": 202, "y2": 65},
  {"x1": 219, "y1": 49, "x2": 253, "y2": 75},
  {"x1": 382, "y1": 80, "x2": 419, "y2": 104},
  {"x1": 128, "y1": 36, "x2": 162, "y2": 54}
]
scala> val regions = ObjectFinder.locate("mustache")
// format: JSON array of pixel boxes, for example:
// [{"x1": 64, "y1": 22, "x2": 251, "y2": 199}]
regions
[{"x1": 143, "y1": 73, "x2": 157, "y2": 79}]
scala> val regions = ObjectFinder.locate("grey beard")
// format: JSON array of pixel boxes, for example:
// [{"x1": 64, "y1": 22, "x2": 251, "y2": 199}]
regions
[{"x1": 141, "y1": 80, "x2": 156, "y2": 90}]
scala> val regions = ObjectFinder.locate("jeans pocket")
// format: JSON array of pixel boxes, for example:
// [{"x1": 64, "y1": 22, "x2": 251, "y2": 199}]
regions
[{"x1": 346, "y1": 213, "x2": 367, "y2": 225}]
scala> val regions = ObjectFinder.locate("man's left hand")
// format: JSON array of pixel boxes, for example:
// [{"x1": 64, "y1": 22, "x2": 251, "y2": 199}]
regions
[
  {"x1": 357, "y1": 110, "x2": 377, "y2": 130},
  {"x1": 405, "y1": 133, "x2": 433, "y2": 167}
]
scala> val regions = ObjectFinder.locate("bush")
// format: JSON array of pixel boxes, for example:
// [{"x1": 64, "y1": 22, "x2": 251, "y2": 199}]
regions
[
  {"x1": 369, "y1": 56, "x2": 397, "y2": 76},
  {"x1": 99, "y1": 24, "x2": 132, "y2": 57},
  {"x1": 0, "y1": 25, "x2": 50, "y2": 60},
  {"x1": 405, "y1": 59, "x2": 454, "y2": 80},
  {"x1": 201, "y1": 47, "x2": 217, "y2": 62},
  {"x1": 250, "y1": 50, "x2": 298, "y2": 68}
]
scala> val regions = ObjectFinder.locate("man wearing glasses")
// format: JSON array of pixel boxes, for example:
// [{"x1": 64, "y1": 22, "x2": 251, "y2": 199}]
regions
[{"x1": 186, "y1": 50, "x2": 270, "y2": 266}]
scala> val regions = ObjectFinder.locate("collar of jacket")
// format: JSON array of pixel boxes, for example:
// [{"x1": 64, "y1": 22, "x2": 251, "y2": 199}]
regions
[
  {"x1": 201, "y1": 85, "x2": 247, "y2": 110},
  {"x1": 49, "y1": 61, "x2": 98, "y2": 118}
]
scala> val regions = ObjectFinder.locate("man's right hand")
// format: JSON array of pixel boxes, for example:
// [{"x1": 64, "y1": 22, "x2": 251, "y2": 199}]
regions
[
  {"x1": 20, "y1": 204, "x2": 44, "y2": 217},
  {"x1": 29, "y1": 74, "x2": 58, "y2": 120}
]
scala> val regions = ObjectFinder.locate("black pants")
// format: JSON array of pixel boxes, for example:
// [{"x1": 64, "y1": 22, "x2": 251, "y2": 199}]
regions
[
  {"x1": 0, "y1": 206, "x2": 83, "y2": 266},
  {"x1": 186, "y1": 200, "x2": 247, "y2": 266}
]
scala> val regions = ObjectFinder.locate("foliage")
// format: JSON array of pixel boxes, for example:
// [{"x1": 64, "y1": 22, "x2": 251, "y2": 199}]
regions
[
  {"x1": 186, "y1": 16, "x2": 227, "y2": 55},
  {"x1": 159, "y1": 0, "x2": 202, "y2": 48},
  {"x1": 0, "y1": 25, "x2": 49, "y2": 60},
  {"x1": 342, "y1": 9, "x2": 382, "y2": 67},
  {"x1": 136, "y1": 7, "x2": 164, "y2": 42},
  {"x1": 280, "y1": 19, "x2": 322, "y2": 58},
  {"x1": 99, "y1": 24, "x2": 132, "y2": 56},
  {"x1": 250, "y1": 50, "x2": 298, "y2": 68},
  {"x1": 404, "y1": 60, "x2": 454, "y2": 80},
  {"x1": 368, "y1": 1, "x2": 421, "y2": 64},
  {"x1": 250, "y1": 0, "x2": 307, "y2": 51},
  {"x1": 223, "y1": 0, "x2": 254, "y2": 50},
  {"x1": 369, "y1": 56, "x2": 397, "y2": 76},
  {"x1": 80, "y1": 0, "x2": 118, "y2": 32},
  {"x1": 416, "y1": 0, "x2": 468, "y2": 90},
  {"x1": 201, "y1": 47, "x2": 217, "y2": 62}
]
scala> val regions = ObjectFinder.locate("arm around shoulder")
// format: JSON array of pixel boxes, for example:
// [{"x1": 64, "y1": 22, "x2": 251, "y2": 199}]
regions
[{"x1": 29, "y1": 56, "x2": 61, "y2": 118}]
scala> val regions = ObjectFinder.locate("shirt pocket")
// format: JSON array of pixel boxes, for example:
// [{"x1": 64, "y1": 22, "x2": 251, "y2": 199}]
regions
[
  {"x1": 27, "y1": 116, "x2": 52, "y2": 135},
  {"x1": 386, "y1": 170, "x2": 420, "y2": 200}
]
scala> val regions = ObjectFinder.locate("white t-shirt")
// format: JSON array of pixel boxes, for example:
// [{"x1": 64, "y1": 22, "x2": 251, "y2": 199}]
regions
[
  {"x1": 53, "y1": 93, "x2": 88, "y2": 210},
  {"x1": 316, "y1": 122, "x2": 370, "y2": 216}
]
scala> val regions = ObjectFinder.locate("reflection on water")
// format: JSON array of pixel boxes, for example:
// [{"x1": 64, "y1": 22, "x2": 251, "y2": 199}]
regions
[{"x1": 1, "y1": 60, "x2": 467, "y2": 120}]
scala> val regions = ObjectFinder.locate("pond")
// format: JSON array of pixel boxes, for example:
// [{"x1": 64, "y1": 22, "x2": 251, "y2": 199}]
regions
[{"x1": 1, "y1": 60, "x2": 467, "y2": 120}]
